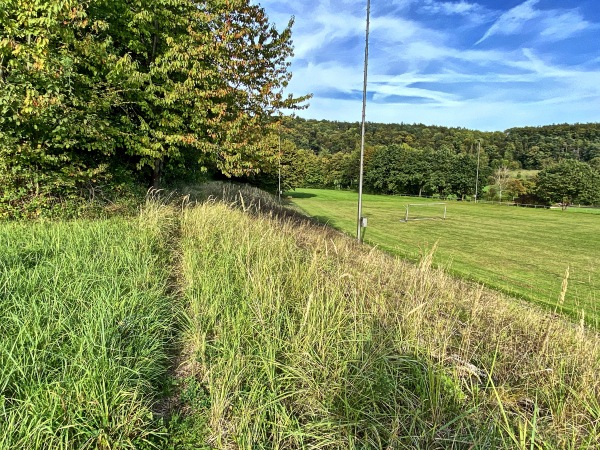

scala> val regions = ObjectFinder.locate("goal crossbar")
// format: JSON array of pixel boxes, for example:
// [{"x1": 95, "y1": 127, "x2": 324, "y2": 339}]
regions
[{"x1": 401, "y1": 202, "x2": 447, "y2": 222}]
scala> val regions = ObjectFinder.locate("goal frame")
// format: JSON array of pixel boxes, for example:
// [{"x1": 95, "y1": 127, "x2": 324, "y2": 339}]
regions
[{"x1": 401, "y1": 202, "x2": 447, "y2": 222}]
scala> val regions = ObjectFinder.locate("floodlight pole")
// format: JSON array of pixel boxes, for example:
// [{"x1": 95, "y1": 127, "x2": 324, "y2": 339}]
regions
[
  {"x1": 474, "y1": 139, "x2": 481, "y2": 203},
  {"x1": 278, "y1": 131, "x2": 282, "y2": 203},
  {"x1": 357, "y1": 0, "x2": 371, "y2": 242}
]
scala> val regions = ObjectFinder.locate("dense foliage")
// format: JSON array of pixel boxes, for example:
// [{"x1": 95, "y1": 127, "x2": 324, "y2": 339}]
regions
[
  {"x1": 281, "y1": 118, "x2": 600, "y2": 204},
  {"x1": 0, "y1": 0, "x2": 305, "y2": 217},
  {"x1": 283, "y1": 118, "x2": 600, "y2": 168},
  {"x1": 364, "y1": 144, "x2": 489, "y2": 198},
  {"x1": 535, "y1": 160, "x2": 600, "y2": 206}
]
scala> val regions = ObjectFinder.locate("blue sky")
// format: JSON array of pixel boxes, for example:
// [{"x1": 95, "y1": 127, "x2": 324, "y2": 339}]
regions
[{"x1": 257, "y1": 0, "x2": 600, "y2": 131}]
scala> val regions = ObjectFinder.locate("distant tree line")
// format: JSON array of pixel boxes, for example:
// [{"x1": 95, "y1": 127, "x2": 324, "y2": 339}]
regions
[
  {"x1": 283, "y1": 118, "x2": 600, "y2": 169},
  {"x1": 280, "y1": 118, "x2": 600, "y2": 206}
]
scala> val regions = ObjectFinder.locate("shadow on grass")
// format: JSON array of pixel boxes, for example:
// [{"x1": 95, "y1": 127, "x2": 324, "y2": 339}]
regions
[
  {"x1": 285, "y1": 192, "x2": 317, "y2": 199},
  {"x1": 310, "y1": 215, "x2": 371, "y2": 242},
  {"x1": 311, "y1": 215, "x2": 340, "y2": 230},
  {"x1": 327, "y1": 315, "x2": 493, "y2": 448}
]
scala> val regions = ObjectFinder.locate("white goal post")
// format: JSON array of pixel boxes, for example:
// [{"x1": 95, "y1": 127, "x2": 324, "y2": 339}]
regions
[{"x1": 401, "y1": 203, "x2": 447, "y2": 222}]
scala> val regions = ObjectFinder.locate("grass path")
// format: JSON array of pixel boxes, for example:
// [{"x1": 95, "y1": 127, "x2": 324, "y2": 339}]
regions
[
  {"x1": 0, "y1": 210, "x2": 177, "y2": 449},
  {"x1": 288, "y1": 188, "x2": 600, "y2": 325}
]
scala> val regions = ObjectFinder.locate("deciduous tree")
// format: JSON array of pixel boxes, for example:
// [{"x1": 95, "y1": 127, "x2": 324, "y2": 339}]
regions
[
  {"x1": 535, "y1": 160, "x2": 600, "y2": 206},
  {"x1": 0, "y1": 0, "x2": 307, "y2": 215},
  {"x1": 492, "y1": 166, "x2": 511, "y2": 202}
]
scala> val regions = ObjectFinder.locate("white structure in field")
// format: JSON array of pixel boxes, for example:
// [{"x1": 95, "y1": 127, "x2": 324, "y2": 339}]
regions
[{"x1": 402, "y1": 203, "x2": 447, "y2": 222}]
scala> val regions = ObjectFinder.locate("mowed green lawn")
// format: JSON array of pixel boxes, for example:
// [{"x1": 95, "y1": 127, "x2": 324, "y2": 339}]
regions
[{"x1": 289, "y1": 188, "x2": 600, "y2": 324}]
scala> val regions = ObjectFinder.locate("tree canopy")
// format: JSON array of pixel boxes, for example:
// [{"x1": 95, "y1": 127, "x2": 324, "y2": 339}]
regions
[
  {"x1": 535, "y1": 160, "x2": 600, "y2": 206},
  {"x1": 0, "y1": 0, "x2": 306, "y2": 216},
  {"x1": 280, "y1": 117, "x2": 599, "y2": 204},
  {"x1": 283, "y1": 118, "x2": 600, "y2": 170}
]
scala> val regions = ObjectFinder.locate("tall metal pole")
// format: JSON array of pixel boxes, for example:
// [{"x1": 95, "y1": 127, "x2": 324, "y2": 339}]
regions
[
  {"x1": 475, "y1": 139, "x2": 481, "y2": 203},
  {"x1": 357, "y1": 0, "x2": 371, "y2": 242},
  {"x1": 278, "y1": 131, "x2": 282, "y2": 203}
]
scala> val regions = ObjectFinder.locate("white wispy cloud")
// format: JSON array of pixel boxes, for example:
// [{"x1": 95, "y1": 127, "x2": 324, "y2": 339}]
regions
[
  {"x1": 292, "y1": 10, "x2": 364, "y2": 59},
  {"x1": 421, "y1": 0, "x2": 482, "y2": 16},
  {"x1": 476, "y1": 0, "x2": 541, "y2": 44},
  {"x1": 475, "y1": 0, "x2": 593, "y2": 45},
  {"x1": 262, "y1": 0, "x2": 600, "y2": 129},
  {"x1": 538, "y1": 10, "x2": 592, "y2": 40}
]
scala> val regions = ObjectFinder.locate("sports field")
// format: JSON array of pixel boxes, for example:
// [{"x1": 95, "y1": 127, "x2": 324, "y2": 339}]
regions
[{"x1": 289, "y1": 188, "x2": 600, "y2": 325}]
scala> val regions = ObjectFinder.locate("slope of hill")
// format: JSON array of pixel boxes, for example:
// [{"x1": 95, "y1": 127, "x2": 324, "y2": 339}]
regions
[
  {"x1": 287, "y1": 188, "x2": 600, "y2": 325},
  {"x1": 1, "y1": 183, "x2": 599, "y2": 449},
  {"x1": 284, "y1": 117, "x2": 600, "y2": 169}
]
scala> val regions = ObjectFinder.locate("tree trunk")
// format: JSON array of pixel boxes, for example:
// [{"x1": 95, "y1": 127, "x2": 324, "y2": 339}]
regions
[{"x1": 152, "y1": 158, "x2": 162, "y2": 189}]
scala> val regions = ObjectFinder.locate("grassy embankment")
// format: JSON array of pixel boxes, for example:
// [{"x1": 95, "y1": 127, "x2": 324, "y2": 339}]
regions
[
  {"x1": 170, "y1": 187, "x2": 600, "y2": 448},
  {"x1": 288, "y1": 188, "x2": 600, "y2": 326},
  {"x1": 2, "y1": 183, "x2": 600, "y2": 449}
]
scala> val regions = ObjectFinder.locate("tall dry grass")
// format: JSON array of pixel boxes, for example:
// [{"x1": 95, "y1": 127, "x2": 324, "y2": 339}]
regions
[{"x1": 172, "y1": 187, "x2": 600, "y2": 449}]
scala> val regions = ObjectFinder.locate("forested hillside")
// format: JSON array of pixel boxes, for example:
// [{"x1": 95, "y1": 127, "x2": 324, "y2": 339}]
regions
[
  {"x1": 279, "y1": 118, "x2": 600, "y2": 204},
  {"x1": 284, "y1": 118, "x2": 600, "y2": 167}
]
